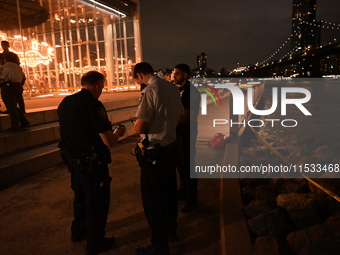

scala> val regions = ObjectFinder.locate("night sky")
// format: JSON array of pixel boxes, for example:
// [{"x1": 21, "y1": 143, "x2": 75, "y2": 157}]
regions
[{"x1": 139, "y1": 0, "x2": 340, "y2": 72}]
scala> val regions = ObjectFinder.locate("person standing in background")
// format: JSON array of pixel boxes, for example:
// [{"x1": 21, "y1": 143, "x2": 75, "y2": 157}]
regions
[
  {"x1": 173, "y1": 64, "x2": 201, "y2": 213},
  {"x1": 0, "y1": 41, "x2": 12, "y2": 66},
  {"x1": 0, "y1": 41, "x2": 23, "y2": 114},
  {"x1": 157, "y1": 69, "x2": 164, "y2": 79},
  {"x1": 0, "y1": 52, "x2": 29, "y2": 131}
]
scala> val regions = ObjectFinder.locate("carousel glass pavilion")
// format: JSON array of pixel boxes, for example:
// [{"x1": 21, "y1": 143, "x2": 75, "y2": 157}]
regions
[{"x1": 0, "y1": 0, "x2": 141, "y2": 93}]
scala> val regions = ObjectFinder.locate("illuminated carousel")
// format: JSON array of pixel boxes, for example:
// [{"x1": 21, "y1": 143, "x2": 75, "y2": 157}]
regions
[{"x1": 0, "y1": 0, "x2": 141, "y2": 94}]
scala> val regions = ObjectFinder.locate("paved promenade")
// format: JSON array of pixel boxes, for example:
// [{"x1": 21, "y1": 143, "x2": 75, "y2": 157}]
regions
[
  {"x1": 0, "y1": 92, "x2": 221, "y2": 255},
  {"x1": 0, "y1": 136, "x2": 220, "y2": 255}
]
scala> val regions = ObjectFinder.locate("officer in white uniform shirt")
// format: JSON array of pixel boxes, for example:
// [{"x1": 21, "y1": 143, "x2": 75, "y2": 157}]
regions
[{"x1": 133, "y1": 62, "x2": 184, "y2": 255}]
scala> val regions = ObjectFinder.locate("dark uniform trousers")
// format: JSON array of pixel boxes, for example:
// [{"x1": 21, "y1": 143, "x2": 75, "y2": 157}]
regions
[
  {"x1": 176, "y1": 127, "x2": 198, "y2": 202},
  {"x1": 67, "y1": 158, "x2": 111, "y2": 249},
  {"x1": 141, "y1": 144, "x2": 177, "y2": 254},
  {"x1": 1, "y1": 83, "x2": 28, "y2": 128}
]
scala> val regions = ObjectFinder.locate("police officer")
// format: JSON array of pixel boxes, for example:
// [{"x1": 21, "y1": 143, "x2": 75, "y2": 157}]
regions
[
  {"x1": 57, "y1": 71, "x2": 125, "y2": 255},
  {"x1": 133, "y1": 62, "x2": 184, "y2": 255},
  {"x1": 173, "y1": 64, "x2": 201, "y2": 213}
]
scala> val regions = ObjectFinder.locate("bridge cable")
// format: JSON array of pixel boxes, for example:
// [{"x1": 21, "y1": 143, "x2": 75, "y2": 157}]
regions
[
  {"x1": 258, "y1": 36, "x2": 292, "y2": 66},
  {"x1": 258, "y1": 19, "x2": 340, "y2": 67}
]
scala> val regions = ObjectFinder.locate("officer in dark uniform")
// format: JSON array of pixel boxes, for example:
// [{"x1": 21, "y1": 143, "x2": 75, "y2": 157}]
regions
[
  {"x1": 173, "y1": 64, "x2": 201, "y2": 213},
  {"x1": 58, "y1": 71, "x2": 125, "y2": 255}
]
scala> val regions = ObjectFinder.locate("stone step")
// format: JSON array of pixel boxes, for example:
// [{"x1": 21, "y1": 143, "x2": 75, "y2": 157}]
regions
[
  {"x1": 0, "y1": 106, "x2": 138, "y2": 156},
  {"x1": 0, "y1": 143, "x2": 62, "y2": 188},
  {"x1": 0, "y1": 95, "x2": 139, "y2": 131},
  {"x1": 0, "y1": 107, "x2": 58, "y2": 131},
  {"x1": 0, "y1": 97, "x2": 139, "y2": 188},
  {"x1": 0, "y1": 122, "x2": 60, "y2": 156},
  {"x1": 0, "y1": 119, "x2": 136, "y2": 188}
]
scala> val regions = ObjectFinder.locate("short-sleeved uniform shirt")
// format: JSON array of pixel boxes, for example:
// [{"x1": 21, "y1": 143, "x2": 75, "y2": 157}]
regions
[
  {"x1": 58, "y1": 89, "x2": 112, "y2": 158},
  {"x1": 136, "y1": 76, "x2": 184, "y2": 147}
]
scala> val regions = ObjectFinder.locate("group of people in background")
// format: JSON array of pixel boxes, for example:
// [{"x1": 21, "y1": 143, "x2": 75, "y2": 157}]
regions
[
  {"x1": 0, "y1": 40, "x2": 29, "y2": 131},
  {"x1": 157, "y1": 68, "x2": 174, "y2": 82},
  {"x1": 58, "y1": 62, "x2": 201, "y2": 255}
]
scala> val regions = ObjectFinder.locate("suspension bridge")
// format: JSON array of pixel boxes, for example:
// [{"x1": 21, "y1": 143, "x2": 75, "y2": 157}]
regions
[{"x1": 247, "y1": 18, "x2": 340, "y2": 77}]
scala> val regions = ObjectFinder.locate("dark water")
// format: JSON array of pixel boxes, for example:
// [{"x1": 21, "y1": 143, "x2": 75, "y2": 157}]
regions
[{"x1": 258, "y1": 78, "x2": 340, "y2": 151}]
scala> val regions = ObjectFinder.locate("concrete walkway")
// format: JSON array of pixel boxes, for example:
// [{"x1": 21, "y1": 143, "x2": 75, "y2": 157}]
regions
[
  {"x1": 0, "y1": 90, "x2": 253, "y2": 255},
  {"x1": 0, "y1": 135, "x2": 220, "y2": 255}
]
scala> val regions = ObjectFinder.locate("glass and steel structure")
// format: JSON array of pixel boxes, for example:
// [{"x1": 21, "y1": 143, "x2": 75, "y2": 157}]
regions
[{"x1": 0, "y1": 0, "x2": 141, "y2": 94}]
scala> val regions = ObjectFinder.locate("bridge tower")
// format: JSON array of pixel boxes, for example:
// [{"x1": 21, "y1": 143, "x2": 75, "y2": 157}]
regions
[{"x1": 291, "y1": 0, "x2": 320, "y2": 53}]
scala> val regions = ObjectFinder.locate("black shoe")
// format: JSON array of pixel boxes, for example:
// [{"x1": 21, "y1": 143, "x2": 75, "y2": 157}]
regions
[
  {"x1": 136, "y1": 245, "x2": 170, "y2": 255},
  {"x1": 4, "y1": 126, "x2": 19, "y2": 132},
  {"x1": 180, "y1": 200, "x2": 198, "y2": 213},
  {"x1": 85, "y1": 237, "x2": 116, "y2": 255},
  {"x1": 20, "y1": 122, "x2": 30, "y2": 128}
]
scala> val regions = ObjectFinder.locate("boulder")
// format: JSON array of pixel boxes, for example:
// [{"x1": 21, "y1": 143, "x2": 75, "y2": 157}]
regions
[
  {"x1": 276, "y1": 193, "x2": 327, "y2": 230},
  {"x1": 254, "y1": 185, "x2": 279, "y2": 206},
  {"x1": 311, "y1": 145, "x2": 335, "y2": 161},
  {"x1": 276, "y1": 193, "x2": 323, "y2": 211},
  {"x1": 287, "y1": 223, "x2": 340, "y2": 255},
  {"x1": 253, "y1": 236, "x2": 280, "y2": 255},
  {"x1": 243, "y1": 200, "x2": 275, "y2": 218},
  {"x1": 324, "y1": 213, "x2": 340, "y2": 238},
  {"x1": 247, "y1": 207, "x2": 294, "y2": 238},
  {"x1": 288, "y1": 209, "x2": 325, "y2": 230}
]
